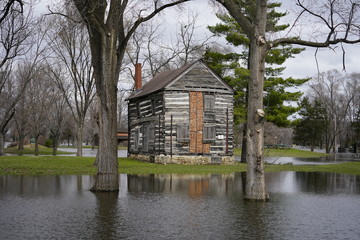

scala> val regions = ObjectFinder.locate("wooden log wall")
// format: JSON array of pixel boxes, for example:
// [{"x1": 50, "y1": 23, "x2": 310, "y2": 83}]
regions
[
  {"x1": 128, "y1": 92, "x2": 165, "y2": 155},
  {"x1": 163, "y1": 91, "x2": 190, "y2": 155},
  {"x1": 128, "y1": 62, "x2": 234, "y2": 158},
  {"x1": 163, "y1": 91, "x2": 234, "y2": 156}
]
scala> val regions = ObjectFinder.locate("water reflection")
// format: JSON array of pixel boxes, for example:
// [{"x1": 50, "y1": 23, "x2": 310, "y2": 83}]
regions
[
  {"x1": 1, "y1": 172, "x2": 360, "y2": 239},
  {"x1": 127, "y1": 174, "x2": 243, "y2": 197}
]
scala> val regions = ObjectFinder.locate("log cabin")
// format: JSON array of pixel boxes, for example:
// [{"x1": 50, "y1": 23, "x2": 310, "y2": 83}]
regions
[{"x1": 127, "y1": 59, "x2": 235, "y2": 164}]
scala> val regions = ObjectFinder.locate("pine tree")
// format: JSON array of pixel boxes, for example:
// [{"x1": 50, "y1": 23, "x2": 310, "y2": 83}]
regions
[
  {"x1": 293, "y1": 97, "x2": 328, "y2": 151},
  {"x1": 204, "y1": 1, "x2": 309, "y2": 127}
]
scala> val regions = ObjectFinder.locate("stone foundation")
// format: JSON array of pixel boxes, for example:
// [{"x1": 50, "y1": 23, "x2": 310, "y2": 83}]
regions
[{"x1": 129, "y1": 154, "x2": 235, "y2": 165}]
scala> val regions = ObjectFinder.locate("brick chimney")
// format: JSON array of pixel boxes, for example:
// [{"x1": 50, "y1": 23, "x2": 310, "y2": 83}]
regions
[{"x1": 134, "y1": 63, "x2": 142, "y2": 90}]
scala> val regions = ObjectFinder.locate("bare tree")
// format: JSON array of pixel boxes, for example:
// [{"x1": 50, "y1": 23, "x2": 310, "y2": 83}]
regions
[
  {"x1": 0, "y1": 0, "x2": 23, "y2": 24},
  {"x1": 26, "y1": 66, "x2": 53, "y2": 155},
  {"x1": 216, "y1": 0, "x2": 360, "y2": 201},
  {"x1": 0, "y1": 4, "x2": 44, "y2": 155},
  {"x1": 309, "y1": 70, "x2": 359, "y2": 153},
  {"x1": 72, "y1": 0, "x2": 190, "y2": 191},
  {"x1": 46, "y1": 11, "x2": 96, "y2": 157},
  {"x1": 46, "y1": 83, "x2": 69, "y2": 156}
]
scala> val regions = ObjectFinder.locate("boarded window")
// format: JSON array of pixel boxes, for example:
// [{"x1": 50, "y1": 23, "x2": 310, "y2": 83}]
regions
[
  {"x1": 177, "y1": 123, "x2": 189, "y2": 143},
  {"x1": 203, "y1": 125, "x2": 216, "y2": 142},
  {"x1": 134, "y1": 128, "x2": 141, "y2": 150},
  {"x1": 204, "y1": 94, "x2": 215, "y2": 124},
  {"x1": 204, "y1": 95, "x2": 215, "y2": 110}
]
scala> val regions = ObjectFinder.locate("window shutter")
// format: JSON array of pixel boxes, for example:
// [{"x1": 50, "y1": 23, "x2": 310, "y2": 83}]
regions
[
  {"x1": 177, "y1": 123, "x2": 189, "y2": 143},
  {"x1": 204, "y1": 95, "x2": 215, "y2": 110},
  {"x1": 203, "y1": 125, "x2": 216, "y2": 142}
]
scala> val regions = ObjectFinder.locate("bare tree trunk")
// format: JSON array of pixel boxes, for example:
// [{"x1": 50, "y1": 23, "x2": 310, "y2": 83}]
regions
[
  {"x1": 73, "y1": 0, "x2": 189, "y2": 192},
  {"x1": 240, "y1": 127, "x2": 247, "y2": 163},
  {"x1": 0, "y1": 131, "x2": 5, "y2": 156},
  {"x1": 89, "y1": 32, "x2": 119, "y2": 192},
  {"x1": 34, "y1": 136, "x2": 39, "y2": 156},
  {"x1": 52, "y1": 138, "x2": 57, "y2": 155},
  {"x1": 244, "y1": 0, "x2": 268, "y2": 202},
  {"x1": 76, "y1": 121, "x2": 84, "y2": 157}
]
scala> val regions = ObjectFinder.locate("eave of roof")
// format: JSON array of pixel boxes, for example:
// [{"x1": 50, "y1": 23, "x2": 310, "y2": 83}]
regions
[
  {"x1": 126, "y1": 61, "x2": 196, "y2": 100},
  {"x1": 126, "y1": 59, "x2": 234, "y2": 100}
]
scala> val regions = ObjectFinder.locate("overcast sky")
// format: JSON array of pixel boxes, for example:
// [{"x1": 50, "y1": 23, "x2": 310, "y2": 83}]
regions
[
  {"x1": 35, "y1": 0, "x2": 360, "y2": 81},
  {"x1": 173, "y1": 0, "x2": 360, "y2": 80}
]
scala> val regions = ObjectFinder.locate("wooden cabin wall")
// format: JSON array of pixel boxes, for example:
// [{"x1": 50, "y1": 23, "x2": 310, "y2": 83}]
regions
[
  {"x1": 128, "y1": 92, "x2": 165, "y2": 155},
  {"x1": 128, "y1": 62, "x2": 234, "y2": 160},
  {"x1": 167, "y1": 64, "x2": 231, "y2": 94},
  {"x1": 163, "y1": 91, "x2": 234, "y2": 156},
  {"x1": 163, "y1": 91, "x2": 190, "y2": 155},
  {"x1": 211, "y1": 93, "x2": 234, "y2": 154}
]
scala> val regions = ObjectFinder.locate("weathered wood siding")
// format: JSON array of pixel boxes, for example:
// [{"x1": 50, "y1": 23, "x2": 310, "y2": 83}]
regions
[
  {"x1": 163, "y1": 91, "x2": 190, "y2": 155},
  {"x1": 128, "y1": 61, "x2": 234, "y2": 162},
  {"x1": 163, "y1": 91, "x2": 233, "y2": 156},
  {"x1": 167, "y1": 64, "x2": 231, "y2": 94},
  {"x1": 128, "y1": 92, "x2": 165, "y2": 155}
]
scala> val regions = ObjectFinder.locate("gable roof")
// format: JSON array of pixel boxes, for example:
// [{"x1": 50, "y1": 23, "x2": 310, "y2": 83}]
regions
[{"x1": 127, "y1": 59, "x2": 233, "y2": 100}]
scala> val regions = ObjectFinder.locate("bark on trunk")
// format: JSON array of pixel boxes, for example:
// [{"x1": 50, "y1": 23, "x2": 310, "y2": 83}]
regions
[
  {"x1": 0, "y1": 131, "x2": 5, "y2": 156},
  {"x1": 244, "y1": 0, "x2": 268, "y2": 202},
  {"x1": 89, "y1": 28, "x2": 119, "y2": 192},
  {"x1": 241, "y1": 127, "x2": 247, "y2": 163},
  {"x1": 76, "y1": 122, "x2": 84, "y2": 157},
  {"x1": 34, "y1": 136, "x2": 39, "y2": 156},
  {"x1": 52, "y1": 135, "x2": 59, "y2": 156},
  {"x1": 18, "y1": 134, "x2": 25, "y2": 150}
]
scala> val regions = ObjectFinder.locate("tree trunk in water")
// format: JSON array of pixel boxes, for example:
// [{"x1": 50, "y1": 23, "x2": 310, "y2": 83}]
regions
[
  {"x1": 76, "y1": 122, "x2": 84, "y2": 157},
  {"x1": 89, "y1": 28, "x2": 119, "y2": 192},
  {"x1": 241, "y1": 127, "x2": 247, "y2": 163},
  {"x1": 244, "y1": 0, "x2": 268, "y2": 201},
  {"x1": 0, "y1": 131, "x2": 5, "y2": 156}
]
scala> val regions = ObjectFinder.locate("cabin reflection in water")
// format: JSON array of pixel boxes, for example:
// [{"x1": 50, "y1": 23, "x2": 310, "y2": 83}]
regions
[
  {"x1": 127, "y1": 172, "x2": 360, "y2": 196},
  {"x1": 127, "y1": 174, "x2": 244, "y2": 197}
]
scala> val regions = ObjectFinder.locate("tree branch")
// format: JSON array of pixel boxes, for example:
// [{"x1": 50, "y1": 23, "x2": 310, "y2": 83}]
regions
[{"x1": 272, "y1": 37, "x2": 360, "y2": 48}]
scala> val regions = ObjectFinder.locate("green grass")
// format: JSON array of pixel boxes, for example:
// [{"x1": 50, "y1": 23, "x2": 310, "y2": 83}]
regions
[
  {"x1": 5, "y1": 144, "x2": 72, "y2": 155},
  {"x1": 265, "y1": 162, "x2": 360, "y2": 176},
  {"x1": 0, "y1": 156, "x2": 97, "y2": 175},
  {"x1": 1, "y1": 155, "x2": 359, "y2": 176},
  {"x1": 59, "y1": 146, "x2": 128, "y2": 150},
  {"x1": 234, "y1": 147, "x2": 329, "y2": 158}
]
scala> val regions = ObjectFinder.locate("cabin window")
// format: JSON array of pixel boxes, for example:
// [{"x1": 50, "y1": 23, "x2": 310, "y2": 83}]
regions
[
  {"x1": 134, "y1": 128, "x2": 141, "y2": 150},
  {"x1": 204, "y1": 94, "x2": 215, "y2": 123},
  {"x1": 177, "y1": 123, "x2": 189, "y2": 143},
  {"x1": 203, "y1": 125, "x2": 216, "y2": 142},
  {"x1": 142, "y1": 122, "x2": 155, "y2": 152},
  {"x1": 204, "y1": 95, "x2": 215, "y2": 110}
]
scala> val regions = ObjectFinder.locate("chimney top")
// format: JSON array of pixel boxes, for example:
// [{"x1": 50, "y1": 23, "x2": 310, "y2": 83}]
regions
[{"x1": 134, "y1": 63, "x2": 142, "y2": 90}]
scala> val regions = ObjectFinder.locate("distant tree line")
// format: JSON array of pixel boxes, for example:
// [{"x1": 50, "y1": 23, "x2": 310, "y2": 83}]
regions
[{"x1": 294, "y1": 70, "x2": 360, "y2": 153}]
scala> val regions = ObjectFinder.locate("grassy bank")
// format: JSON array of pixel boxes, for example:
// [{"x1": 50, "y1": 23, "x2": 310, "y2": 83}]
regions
[
  {"x1": 4, "y1": 144, "x2": 72, "y2": 155},
  {"x1": 58, "y1": 145, "x2": 128, "y2": 150},
  {"x1": 234, "y1": 147, "x2": 329, "y2": 158},
  {"x1": 1, "y1": 156, "x2": 359, "y2": 176},
  {"x1": 5, "y1": 144, "x2": 328, "y2": 158}
]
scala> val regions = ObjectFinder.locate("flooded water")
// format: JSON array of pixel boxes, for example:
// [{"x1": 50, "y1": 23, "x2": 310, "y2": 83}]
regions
[{"x1": 1, "y1": 172, "x2": 360, "y2": 239}]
